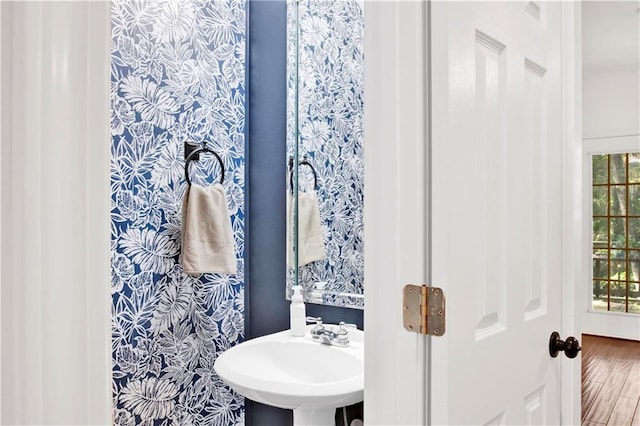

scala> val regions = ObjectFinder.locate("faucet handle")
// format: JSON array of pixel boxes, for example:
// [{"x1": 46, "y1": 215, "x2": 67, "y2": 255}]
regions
[
  {"x1": 307, "y1": 317, "x2": 324, "y2": 337},
  {"x1": 338, "y1": 321, "x2": 357, "y2": 330},
  {"x1": 335, "y1": 322, "x2": 353, "y2": 345},
  {"x1": 306, "y1": 316, "x2": 322, "y2": 325}
]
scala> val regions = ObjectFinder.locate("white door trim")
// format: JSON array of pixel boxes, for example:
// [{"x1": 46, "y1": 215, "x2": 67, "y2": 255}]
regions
[
  {"x1": 0, "y1": 3, "x2": 5, "y2": 419},
  {"x1": 363, "y1": 1, "x2": 429, "y2": 424},
  {"x1": 0, "y1": 2, "x2": 111, "y2": 423},
  {"x1": 560, "y1": 2, "x2": 582, "y2": 425}
]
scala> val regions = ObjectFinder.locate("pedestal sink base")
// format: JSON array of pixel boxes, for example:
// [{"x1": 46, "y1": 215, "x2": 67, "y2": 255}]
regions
[
  {"x1": 293, "y1": 407, "x2": 335, "y2": 426},
  {"x1": 214, "y1": 327, "x2": 363, "y2": 426}
]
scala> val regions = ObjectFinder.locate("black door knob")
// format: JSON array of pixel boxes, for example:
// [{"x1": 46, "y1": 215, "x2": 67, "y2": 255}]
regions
[{"x1": 549, "y1": 331, "x2": 581, "y2": 359}]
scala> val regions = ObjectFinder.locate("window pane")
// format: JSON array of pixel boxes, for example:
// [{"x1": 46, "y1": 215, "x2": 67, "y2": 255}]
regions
[
  {"x1": 609, "y1": 186, "x2": 627, "y2": 216},
  {"x1": 630, "y1": 185, "x2": 640, "y2": 216},
  {"x1": 629, "y1": 153, "x2": 640, "y2": 184},
  {"x1": 592, "y1": 281, "x2": 608, "y2": 311},
  {"x1": 593, "y1": 218, "x2": 608, "y2": 247},
  {"x1": 593, "y1": 154, "x2": 608, "y2": 184},
  {"x1": 610, "y1": 154, "x2": 627, "y2": 184},
  {"x1": 609, "y1": 281, "x2": 626, "y2": 312},
  {"x1": 630, "y1": 218, "x2": 640, "y2": 248},
  {"x1": 593, "y1": 249, "x2": 608, "y2": 279},
  {"x1": 629, "y1": 280, "x2": 640, "y2": 314},
  {"x1": 610, "y1": 218, "x2": 626, "y2": 248},
  {"x1": 610, "y1": 250, "x2": 627, "y2": 278},
  {"x1": 593, "y1": 186, "x2": 608, "y2": 216},
  {"x1": 629, "y1": 250, "x2": 640, "y2": 283}
]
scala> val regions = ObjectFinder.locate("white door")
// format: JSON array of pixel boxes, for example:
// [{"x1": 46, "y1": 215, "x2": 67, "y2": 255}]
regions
[{"x1": 430, "y1": 2, "x2": 568, "y2": 425}]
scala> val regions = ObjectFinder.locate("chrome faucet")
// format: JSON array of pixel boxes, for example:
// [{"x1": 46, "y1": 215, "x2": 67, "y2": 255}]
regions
[{"x1": 306, "y1": 317, "x2": 357, "y2": 347}]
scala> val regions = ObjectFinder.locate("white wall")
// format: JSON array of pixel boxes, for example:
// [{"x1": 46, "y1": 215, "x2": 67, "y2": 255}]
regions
[
  {"x1": 0, "y1": 2, "x2": 111, "y2": 424},
  {"x1": 583, "y1": 63, "x2": 639, "y2": 140}
]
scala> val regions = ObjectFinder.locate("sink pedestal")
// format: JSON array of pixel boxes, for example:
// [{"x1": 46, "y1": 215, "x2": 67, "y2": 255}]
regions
[{"x1": 293, "y1": 407, "x2": 335, "y2": 426}]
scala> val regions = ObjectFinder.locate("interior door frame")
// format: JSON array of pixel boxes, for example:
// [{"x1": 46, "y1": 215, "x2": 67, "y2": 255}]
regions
[
  {"x1": 363, "y1": 1, "x2": 429, "y2": 424},
  {"x1": 561, "y1": 2, "x2": 582, "y2": 425},
  {"x1": 0, "y1": 2, "x2": 111, "y2": 423},
  {"x1": 364, "y1": 1, "x2": 582, "y2": 424}
]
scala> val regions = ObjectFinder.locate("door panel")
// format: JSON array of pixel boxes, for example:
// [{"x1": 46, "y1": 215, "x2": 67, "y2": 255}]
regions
[{"x1": 430, "y1": 2, "x2": 563, "y2": 424}]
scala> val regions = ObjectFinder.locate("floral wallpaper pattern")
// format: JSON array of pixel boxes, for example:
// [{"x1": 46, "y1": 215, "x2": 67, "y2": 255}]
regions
[
  {"x1": 287, "y1": 0, "x2": 365, "y2": 308},
  {"x1": 111, "y1": 1, "x2": 246, "y2": 424}
]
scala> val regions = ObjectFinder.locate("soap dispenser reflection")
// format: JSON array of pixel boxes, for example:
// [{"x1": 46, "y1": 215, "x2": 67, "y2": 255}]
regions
[{"x1": 290, "y1": 285, "x2": 306, "y2": 336}]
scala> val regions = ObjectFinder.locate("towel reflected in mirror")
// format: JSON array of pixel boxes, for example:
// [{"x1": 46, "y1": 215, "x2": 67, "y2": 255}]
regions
[{"x1": 287, "y1": 190, "x2": 326, "y2": 268}]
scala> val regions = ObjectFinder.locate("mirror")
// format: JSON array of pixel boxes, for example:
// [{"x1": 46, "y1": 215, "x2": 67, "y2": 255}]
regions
[{"x1": 286, "y1": 0, "x2": 365, "y2": 309}]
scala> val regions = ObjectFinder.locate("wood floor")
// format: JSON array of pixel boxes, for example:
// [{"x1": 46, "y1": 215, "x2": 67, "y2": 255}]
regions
[{"x1": 582, "y1": 334, "x2": 640, "y2": 426}]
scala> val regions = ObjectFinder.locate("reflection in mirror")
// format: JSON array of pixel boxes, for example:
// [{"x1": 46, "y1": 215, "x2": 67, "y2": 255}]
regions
[{"x1": 286, "y1": 0, "x2": 365, "y2": 308}]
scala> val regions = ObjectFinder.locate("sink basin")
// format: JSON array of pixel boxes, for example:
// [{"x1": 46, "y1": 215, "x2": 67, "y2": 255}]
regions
[{"x1": 214, "y1": 325, "x2": 364, "y2": 426}]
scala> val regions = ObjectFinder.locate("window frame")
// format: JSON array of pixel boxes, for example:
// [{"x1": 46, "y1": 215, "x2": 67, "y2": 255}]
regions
[{"x1": 583, "y1": 135, "x2": 640, "y2": 317}]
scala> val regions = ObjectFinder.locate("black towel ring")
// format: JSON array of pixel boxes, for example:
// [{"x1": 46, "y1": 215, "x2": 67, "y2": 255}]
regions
[
  {"x1": 184, "y1": 145, "x2": 225, "y2": 186},
  {"x1": 288, "y1": 155, "x2": 318, "y2": 192}
]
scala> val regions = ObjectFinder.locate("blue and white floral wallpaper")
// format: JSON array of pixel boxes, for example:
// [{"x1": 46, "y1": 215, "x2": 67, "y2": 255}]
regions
[
  {"x1": 111, "y1": 1, "x2": 246, "y2": 424},
  {"x1": 287, "y1": 0, "x2": 365, "y2": 308}
]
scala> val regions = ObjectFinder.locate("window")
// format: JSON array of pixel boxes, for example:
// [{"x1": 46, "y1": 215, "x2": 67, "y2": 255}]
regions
[{"x1": 592, "y1": 153, "x2": 640, "y2": 313}]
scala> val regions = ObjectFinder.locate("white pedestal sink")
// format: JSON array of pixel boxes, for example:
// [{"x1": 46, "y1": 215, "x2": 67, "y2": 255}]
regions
[{"x1": 214, "y1": 325, "x2": 364, "y2": 426}]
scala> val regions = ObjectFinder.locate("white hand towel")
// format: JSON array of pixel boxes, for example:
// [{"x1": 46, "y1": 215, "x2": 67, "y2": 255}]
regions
[
  {"x1": 181, "y1": 183, "x2": 236, "y2": 275},
  {"x1": 287, "y1": 190, "x2": 326, "y2": 268}
]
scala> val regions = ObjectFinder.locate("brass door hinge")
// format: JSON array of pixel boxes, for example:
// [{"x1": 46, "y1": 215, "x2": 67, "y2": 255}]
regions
[{"x1": 402, "y1": 284, "x2": 446, "y2": 336}]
